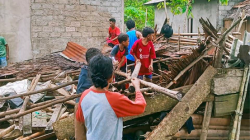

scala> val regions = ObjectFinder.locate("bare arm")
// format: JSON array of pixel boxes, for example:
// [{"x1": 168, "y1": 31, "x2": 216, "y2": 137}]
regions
[
  {"x1": 111, "y1": 36, "x2": 118, "y2": 41},
  {"x1": 118, "y1": 56, "x2": 126, "y2": 69},
  {"x1": 136, "y1": 31, "x2": 143, "y2": 39},
  {"x1": 133, "y1": 55, "x2": 140, "y2": 62},
  {"x1": 6, "y1": 44, "x2": 9, "y2": 60}
]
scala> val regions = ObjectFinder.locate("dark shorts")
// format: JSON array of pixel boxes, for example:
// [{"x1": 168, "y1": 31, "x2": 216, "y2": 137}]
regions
[{"x1": 138, "y1": 74, "x2": 153, "y2": 80}]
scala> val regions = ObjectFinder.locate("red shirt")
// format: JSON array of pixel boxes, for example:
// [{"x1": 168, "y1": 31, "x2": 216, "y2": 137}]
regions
[
  {"x1": 109, "y1": 26, "x2": 120, "y2": 45},
  {"x1": 110, "y1": 45, "x2": 128, "y2": 67},
  {"x1": 130, "y1": 39, "x2": 156, "y2": 75}
]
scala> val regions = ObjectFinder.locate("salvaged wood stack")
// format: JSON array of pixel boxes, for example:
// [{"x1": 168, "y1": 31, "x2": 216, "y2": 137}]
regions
[{"x1": 0, "y1": 16, "x2": 250, "y2": 140}]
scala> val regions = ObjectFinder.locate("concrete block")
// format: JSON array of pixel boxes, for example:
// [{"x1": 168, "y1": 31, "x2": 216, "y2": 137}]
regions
[
  {"x1": 36, "y1": 20, "x2": 48, "y2": 26},
  {"x1": 53, "y1": 15, "x2": 65, "y2": 20},
  {"x1": 111, "y1": 2, "x2": 121, "y2": 7},
  {"x1": 90, "y1": 1, "x2": 101, "y2": 6},
  {"x1": 34, "y1": 0, "x2": 46, "y2": 2},
  {"x1": 54, "y1": 4, "x2": 65, "y2": 9},
  {"x1": 66, "y1": 27, "x2": 76, "y2": 32},
  {"x1": 79, "y1": 5, "x2": 87, "y2": 11},
  {"x1": 32, "y1": 33, "x2": 38, "y2": 38},
  {"x1": 102, "y1": 1, "x2": 111, "y2": 6},
  {"x1": 49, "y1": 21, "x2": 59, "y2": 26},
  {"x1": 212, "y1": 69, "x2": 244, "y2": 95},
  {"x1": 229, "y1": 1, "x2": 235, "y2": 6},
  {"x1": 224, "y1": 5, "x2": 232, "y2": 10},
  {"x1": 72, "y1": 32, "x2": 82, "y2": 37},
  {"x1": 61, "y1": 32, "x2": 72, "y2": 37},
  {"x1": 31, "y1": 3, "x2": 42, "y2": 9},
  {"x1": 92, "y1": 32, "x2": 100, "y2": 37},
  {"x1": 58, "y1": 0, "x2": 68, "y2": 4},
  {"x1": 42, "y1": 4, "x2": 53, "y2": 9},
  {"x1": 47, "y1": 0, "x2": 58, "y2": 3},
  {"x1": 38, "y1": 32, "x2": 49, "y2": 38},
  {"x1": 33, "y1": 10, "x2": 44, "y2": 15},
  {"x1": 70, "y1": 21, "x2": 81, "y2": 27},
  {"x1": 86, "y1": 5, "x2": 96, "y2": 11},
  {"x1": 65, "y1": 5, "x2": 75, "y2": 9},
  {"x1": 79, "y1": 0, "x2": 90, "y2": 5},
  {"x1": 69, "y1": 0, "x2": 80, "y2": 4},
  {"x1": 54, "y1": 27, "x2": 65, "y2": 32},
  {"x1": 42, "y1": 16, "x2": 53, "y2": 20},
  {"x1": 32, "y1": 26, "x2": 43, "y2": 32},
  {"x1": 50, "y1": 32, "x2": 61, "y2": 37},
  {"x1": 43, "y1": 27, "x2": 53, "y2": 32}
]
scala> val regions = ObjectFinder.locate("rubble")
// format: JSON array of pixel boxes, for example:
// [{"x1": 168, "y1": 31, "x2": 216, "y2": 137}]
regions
[{"x1": 0, "y1": 16, "x2": 250, "y2": 140}]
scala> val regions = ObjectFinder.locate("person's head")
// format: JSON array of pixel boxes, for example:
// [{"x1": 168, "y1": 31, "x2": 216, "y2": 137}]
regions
[
  {"x1": 118, "y1": 33, "x2": 129, "y2": 47},
  {"x1": 109, "y1": 18, "x2": 116, "y2": 28},
  {"x1": 86, "y1": 48, "x2": 101, "y2": 64},
  {"x1": 89, "y1": 55, "x2": 113, "y2": 89},
  {"x1": 142, "y1": 27, "x2": 155, "y2": 41},
  {"x1": 126, "y1": 20, "x2": 135, "y2": 30}
]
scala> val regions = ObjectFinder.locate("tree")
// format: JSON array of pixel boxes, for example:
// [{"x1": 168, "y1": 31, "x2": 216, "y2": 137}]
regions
[
  {"x1": 124, "y1": 0, "x2": 154, "y2": 31},
  {"x1": 157, "y1": 0, "x2": 230, "y2": 17}
]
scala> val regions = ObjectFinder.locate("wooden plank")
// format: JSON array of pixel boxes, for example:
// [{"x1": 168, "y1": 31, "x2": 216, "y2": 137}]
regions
[
  {"x1": 214, "y1": 94, "x2": 239, "y2": 117},
  {"x1": 45, "y1": 104, "x2": 63, "y2": 132},
  {"x1": 0, "y1": 125, "x2": 14, "y2": 138},
  {"x1": 146, "y1": 66, "x2": 217, "y2": 140},
  {"x1": 200, "y1": 101, "x2": 214, "y2": 140},
  {"x1": 32, "y1": 111, "x2": 48, "y2": 129}
]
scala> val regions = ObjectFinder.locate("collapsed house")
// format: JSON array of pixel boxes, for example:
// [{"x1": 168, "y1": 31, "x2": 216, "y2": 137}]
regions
[{"x1": 0, "y1": 14, "x2": 250, "y2": 140}]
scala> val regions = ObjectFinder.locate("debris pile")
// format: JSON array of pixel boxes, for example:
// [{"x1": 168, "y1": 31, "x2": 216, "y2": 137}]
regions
[{"x1": 0, "y1": 16, "x2": 250, "y2": 140}]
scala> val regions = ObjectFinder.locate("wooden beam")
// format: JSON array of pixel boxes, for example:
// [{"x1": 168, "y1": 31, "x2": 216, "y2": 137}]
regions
[
  {"x1": 45, "y1": 104, "x2": 63, "y2": 132},
  {"x1": 0, "y1": 94, "x2": 81, "y2": 122},
  {"x1": 0, "y1": 125, "x2": 15, "y2": 138},
  {"x1": 200, "y1": 100, "x2": 214, "y2": 140},
  {"x1": 146, "y1": 66, "x2": 217, "y2": 140},
  {"x1": 0, "y1": 80, "x2": 78, "y2": 101}
]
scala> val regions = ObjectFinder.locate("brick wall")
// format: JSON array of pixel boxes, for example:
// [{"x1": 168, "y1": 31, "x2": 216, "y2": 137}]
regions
[
  {"x1": 218, "y1": 0, "x2": 244, "y2": 28},
  {"x1": 31, "y1": 0, "x2": 123, "y2": 58}
]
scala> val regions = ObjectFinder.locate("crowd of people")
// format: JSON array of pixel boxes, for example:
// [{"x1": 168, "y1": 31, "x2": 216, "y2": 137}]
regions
[{"x1": 75, "y1": 18, "x2": 156, "y2": 140}]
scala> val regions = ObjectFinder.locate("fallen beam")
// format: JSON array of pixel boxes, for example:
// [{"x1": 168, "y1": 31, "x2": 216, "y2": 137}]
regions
[
  {"x1": 0, "y1": 80, "x2": 78, "y2": 101},
  {"x1": 146, "y1": 66, "x2": 217, "y2": 140}
]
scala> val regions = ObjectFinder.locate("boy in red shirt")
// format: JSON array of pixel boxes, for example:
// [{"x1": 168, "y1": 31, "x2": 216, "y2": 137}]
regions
[
  {"x1": 110, "y1": 33, "x2": 129, "y2": 72},
  {"x1": 130, "y1": 27, "x2": 156, "y2": 82},
  {"x1": 107, "y1": 18, "x2": 120, "y2": 48}
]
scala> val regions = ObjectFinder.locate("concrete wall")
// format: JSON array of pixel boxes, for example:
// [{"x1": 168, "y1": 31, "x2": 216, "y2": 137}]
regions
[
  {"x1": 31, "y1": 0, "x2": 123, "y2": 58},
  {"x1": 0, "y1": 0, "x2": 33, "y2": 62},
  {"x1": 154, "y1": 0, "x2": 218, "y2": 33}
]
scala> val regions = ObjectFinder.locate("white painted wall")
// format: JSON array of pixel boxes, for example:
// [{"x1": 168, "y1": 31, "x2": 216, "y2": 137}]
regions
[
  {"x1": 154, "y1": 0, "x2": 219, "y2": 33},
  {"x1": 0, "y1": 0, "x2": 33, "y2": 62}
]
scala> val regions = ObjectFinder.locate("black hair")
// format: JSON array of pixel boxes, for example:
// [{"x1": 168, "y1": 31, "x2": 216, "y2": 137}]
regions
[
  {"x1": 89, "y1": 55, "x2": 113, "y2": 89},
  {"x1": 86, "y1": 48, "x2": 101, "y2": 63},
  {"x1": 109, "y1": 18, "x2": 116, "y2": 23},
  {"x1": 126, "y1": 20, "x2": 135, "y2": 30},
  {"x1": 142, "y1": 27, "x2": 154, "y2": 37},
  {"x1": 118, "y1": 33, "x2": 129, "y2": 43}
]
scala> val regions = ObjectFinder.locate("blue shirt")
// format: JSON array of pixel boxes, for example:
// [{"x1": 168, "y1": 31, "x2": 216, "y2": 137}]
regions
[
  {"x1": 126, "y1": 30, "x2": 138, "y2": 61},
  {"x1": 76, "y1": 65, "x2": 92, "y2": 103}
]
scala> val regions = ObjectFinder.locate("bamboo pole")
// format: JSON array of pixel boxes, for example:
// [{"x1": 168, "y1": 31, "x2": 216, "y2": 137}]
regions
[
  {"x1": 0, "y1": 80, "x2": 78, "y2": 101},
  {"x1": 127, "y1": 57, "x2": 180, "y2": 67},
  {"x1": 0, "y1": 94, "x2": 81, "y2": 122},
  {"x1": 236, "y1": 64, "x2": 250, "y2": 140},
  {"x1": 229, "y1": 66, "x2": 249, "y2": 140},
  {"x1": 0, "y1": 95, "x2": 72, "y2": 118},
  {"x1": 20, "y1": 130, "x2": 45, "y2": 140},
  {"x1": 0, "y1": 125, "x2": 15, "y2": 138},
  {"x1": 200, "y1": 101, "x2": 213, "y2": 140},
  {"x1": 140, "y1": 79, "x2": 182, "y2": 101}
]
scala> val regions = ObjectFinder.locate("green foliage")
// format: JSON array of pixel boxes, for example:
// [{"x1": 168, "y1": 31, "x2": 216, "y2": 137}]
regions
[
  {"x1": 124, "y1": 0, "x2": 154, "y2": 31},
  {"x1": 157, "y1": 0, "x2": 229, "y2": 17}
]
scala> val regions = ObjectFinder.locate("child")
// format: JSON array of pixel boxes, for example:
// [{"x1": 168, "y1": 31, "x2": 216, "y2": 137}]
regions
[
  {"x1": 76, "y1": 48, "x2": 102, "y2": 103},
  {"x1": 126, "y1": 20, "x2": 142, "y2": 73},
  {"x1": 110, "y1": 33, "x2": 129, "y2": 72},
  {"x1": 107, "y1": 18, "x2": 120, "y2": 48},
  {"x1": 76, "y1": 55, "x2": 146, "y2": 140},
  {"x1": 130, "y1": 27, "x2": 156, "y2": 82},
  {"x1": 75, "y1": 48, "x2": 101, "y2": 140},
  {"x1": 0, "y1": 36, "x2": 9, "y2": 68}
]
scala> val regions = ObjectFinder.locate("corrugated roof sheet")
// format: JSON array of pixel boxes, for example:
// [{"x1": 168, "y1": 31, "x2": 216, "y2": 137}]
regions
[
  {"x1": 233, "y1": 0, "x2": 250, "y2": 8},
  {"x1": 62, "y1": 42, "x2": 87, "y2": 64}
]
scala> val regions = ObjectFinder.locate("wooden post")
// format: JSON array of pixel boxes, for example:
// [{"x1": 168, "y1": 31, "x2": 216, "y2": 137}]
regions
[
  {"x1": 0, "y1": 125, "x2": 15, "y2": 138},
  {"x1": 45, "y1": 104, "x2": 63, "y2": 132},
  {"x1": 229, "y1": 66, "x2": 249, "y2": 140},
  {"x1": 200, "y1": 100, "x2": 213, "y2": 140},
  {"x1": 129, "y1": 62, "x2": 141, "y2": 92},
  {"x1": 146, "y1": 66, "x2": 217, "y2": 140},
  {"x1": 178, "y1": 26, "x2": 181, "y2": 51}
]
